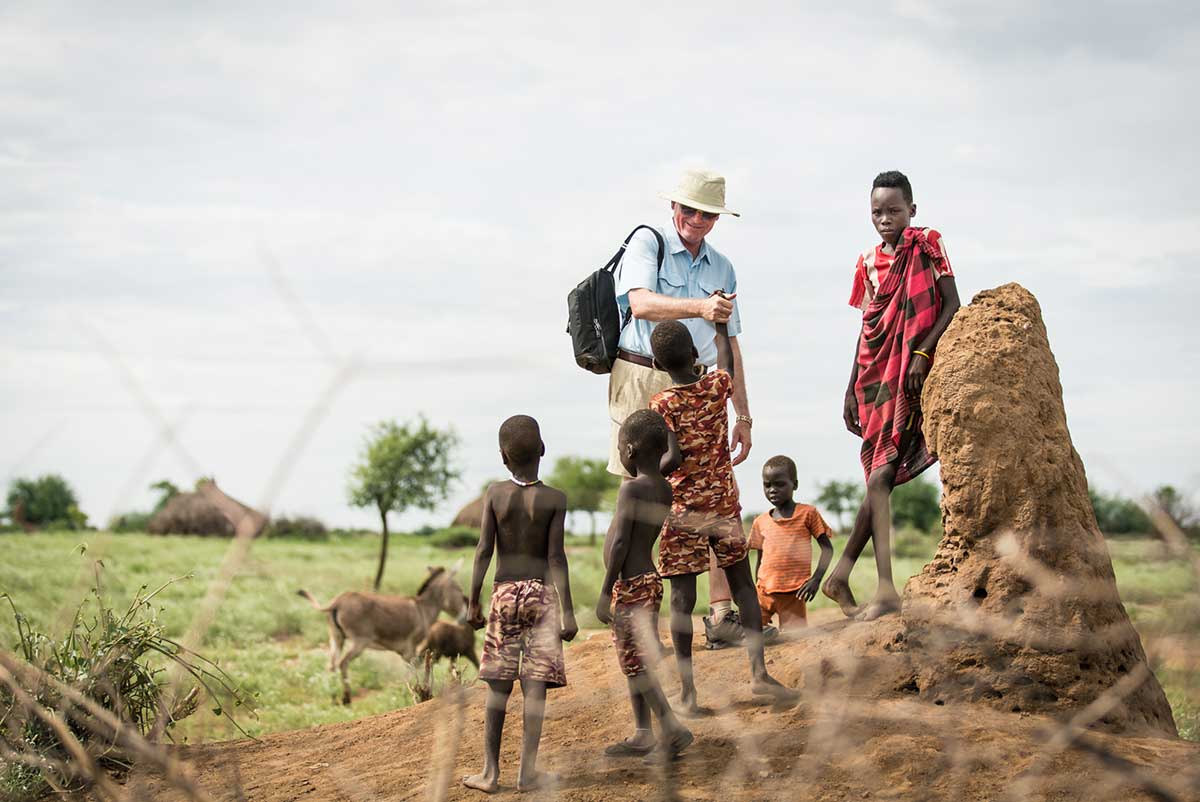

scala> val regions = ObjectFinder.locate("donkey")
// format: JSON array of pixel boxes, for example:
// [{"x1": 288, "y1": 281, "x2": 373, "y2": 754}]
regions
[
  {"x1": 298, "y1": 561, "x2": 467, "y2": 705},
  {"x1": 415, "y1": 619, "x2": 479, "y2": 692}
]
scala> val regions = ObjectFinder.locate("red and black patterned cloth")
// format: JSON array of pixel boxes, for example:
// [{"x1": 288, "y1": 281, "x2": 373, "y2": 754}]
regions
[{"x1": 853, "y1": 227, "x2": 949, "y2": 485}]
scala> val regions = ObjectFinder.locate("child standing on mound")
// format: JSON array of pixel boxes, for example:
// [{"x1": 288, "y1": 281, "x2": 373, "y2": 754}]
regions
[
  {"x1": 823, "y1": 170, "x2": 960, "y2": 622},
  {"x1": 464, "y1": 415, "x2": 578, "y2": 794},
  {"x1": 648, "y1": 316, "x2": 798, "y2": 713},
  {"x1": 749, "y1": 455, "x2": 834, "y2": 632},
  {"x1": 596, "y1": 409, "x2": 694, "y2": 761}
]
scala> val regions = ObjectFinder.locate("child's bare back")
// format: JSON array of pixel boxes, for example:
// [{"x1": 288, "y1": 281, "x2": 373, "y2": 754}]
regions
[
  {"x1": 487, "y1": 480, "x2": 566, "y2": 583},
  {"x1": 606, "y1": 476, "x2": 670, "y2": 581}
]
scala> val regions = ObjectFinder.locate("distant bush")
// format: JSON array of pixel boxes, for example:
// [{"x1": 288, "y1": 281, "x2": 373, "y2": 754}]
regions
[
  {"x1": 892, "y1": 477, "x2": 941, "y2": 533},
  {"x1": 412, "y1": 524, "x2": 437, "y2": 537},
  {"x1": 5, "y1": 475, "x2": 88, "y2": 531},
  {"x1": 893, "y1": 526, "x2": 939, "y2": 559},
  {"x1": 265, "y1": 515, "x2": 328, "y2": 540},
  {"x1": 1090, "y1": 488, "x2": 1153, "y2": 535},
  {"x1": 428, "y1": 526, "x2": 480, "y2": 550},
  {"x1": 108, "y1": 511, "x2": 154, "y2": 533}
]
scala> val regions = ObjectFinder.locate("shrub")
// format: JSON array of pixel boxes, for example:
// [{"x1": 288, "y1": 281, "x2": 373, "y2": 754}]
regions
[
  {"x1": 0, "y1": 573, "x2": 253, "y2": 799},
  {"x1": 892, "y1": 477, "x2": 941, "y2": 533},
  {"x1": 108, "y1": 511, "x2": 154, "y2": 534},
  {"x1": 265, "y1": 515, "x2": 328, "y2": 540},
  {"x1": 893, "y1": 526, "x2": 939, "y2": 559},
  {"x1": 1090, "y1": 488, "x2": 1153, "y2": 535},
  {"x1": 5, "y1": 475, "x2": 85, "y2": 530},
  {"x1": 428, "y1": 526, "x2": 480, "y2": 550}
]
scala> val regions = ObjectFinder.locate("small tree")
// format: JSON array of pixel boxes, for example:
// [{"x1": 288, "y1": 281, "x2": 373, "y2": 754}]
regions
[
  {"x1": 1151, "y1": 485, "x2": 1196, "y2": 532},
  {"x1": 150, "y1": 479, "x2": 180, "y2": 513},
  {"x1": 348, "y1": 418, "x2": 460, "y2": 590},
  {"x1": 5, "y1": 474, "x2": 86, "y2": 530},
  {"x1": 815, "y1": 480, "x2": 863, "y2": 533},
  {"x1": 547, "y1": 456, "x2": 620, "y2": 544}
]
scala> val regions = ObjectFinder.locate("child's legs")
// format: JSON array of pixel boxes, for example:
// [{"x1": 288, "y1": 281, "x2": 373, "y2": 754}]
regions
[
  {"x1": 830, "y1": 496, "x2": 873, "y2": 582},
  {"x1": 707, "y1": 549, "x2": 733, "y2": 611},
  {"x1": 775, "y1": 593, "x2": 808, "y2": 630},
  {"x1": 667, "y1": 574, "x2": 698, "y2": 698},
  {"x1": 721, "y1": 558, "x2": 768, "y2": 679},
  {"x1": 633, "y1": 670, "x2": 686, "y2": 736},
  {"x1": 756, "y1": 587, "x2": 776, "y2": 628},
  {"x1": 517, "y1": 679, "x2": 547, "y2": 783},
  {"x1": 478, "y1": 679, "x2": 514, "y2": 780},
  {"x1": 865, "y1": 464, "x2": 899, "y2": 596},
  {"x1": 623, "y1": 677, "x2": 653, "y2": 733}
]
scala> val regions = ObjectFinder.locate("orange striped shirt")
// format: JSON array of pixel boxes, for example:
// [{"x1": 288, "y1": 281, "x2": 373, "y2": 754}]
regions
[{"x1": 748, "y1": 505, "x2": 832, "y2": 594}]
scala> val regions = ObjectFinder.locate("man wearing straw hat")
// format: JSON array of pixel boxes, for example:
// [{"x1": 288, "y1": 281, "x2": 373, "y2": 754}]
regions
[{"x1": 608, "y1": 168, "x2": 752, "y2": 630}]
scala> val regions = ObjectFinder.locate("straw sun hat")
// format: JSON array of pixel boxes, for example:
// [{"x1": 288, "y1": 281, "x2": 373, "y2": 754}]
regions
[{"x1": 658, "y1": 168, "x2": 740, "y2": 217}]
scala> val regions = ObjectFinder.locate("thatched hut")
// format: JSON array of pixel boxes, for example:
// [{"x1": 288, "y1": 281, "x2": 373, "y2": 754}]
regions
[
  {"x1": 147, "y1": 480, "x2": 267, "y2": 537},
  {"x1": 451, "y1": 494, "x2": 484, "y2": 529}
]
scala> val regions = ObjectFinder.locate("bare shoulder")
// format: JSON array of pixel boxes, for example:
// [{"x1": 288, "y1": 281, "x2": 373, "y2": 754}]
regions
[
  {"x1": 537, "y1": 483, "x2": 568, "y2": 509},
  {"x1": 485, "y1": 481, "x2": 514, "y2": 504}
]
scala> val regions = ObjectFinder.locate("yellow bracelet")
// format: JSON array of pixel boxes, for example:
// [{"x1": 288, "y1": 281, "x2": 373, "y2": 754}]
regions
[{"x1": 913, "y1": 349, "x2": 932, "y2": 360}]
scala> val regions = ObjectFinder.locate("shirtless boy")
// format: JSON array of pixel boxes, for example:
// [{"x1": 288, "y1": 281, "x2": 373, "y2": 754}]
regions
[
  {"x1": 595, "y1": 409, "x2": 694, "y2": 761},
  {"x1": 464, "y1": 415, "x2": 578, "y2": 794},
  {"x1": 649, "y1": 317, "x2": 798, "y2": 712}
]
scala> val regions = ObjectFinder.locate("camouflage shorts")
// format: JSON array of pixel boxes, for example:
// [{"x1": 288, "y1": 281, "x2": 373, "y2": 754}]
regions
[
  {"x1": 478, "y1": 579, "x2": 566, "y2": 688},
  {"x1": 611, "y1": 571, "x2": 663, "y2": 678},
  {"x1": 658, "y1": 507, "x2": 748, "y2": 577}
]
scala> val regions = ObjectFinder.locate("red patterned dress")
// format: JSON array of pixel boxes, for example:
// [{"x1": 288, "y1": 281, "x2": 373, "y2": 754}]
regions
[{"x1": 847, "y1": 227, "x2": 954, "y2": 484}]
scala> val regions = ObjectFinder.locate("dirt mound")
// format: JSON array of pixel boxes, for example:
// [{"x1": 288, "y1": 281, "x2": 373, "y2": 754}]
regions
[
  {"x1": 903, "y1": 283, "x2": 1176, "y2": 735},
  {"x1": 129, "y1": 615, "x2": 1199, "y2": 801}
]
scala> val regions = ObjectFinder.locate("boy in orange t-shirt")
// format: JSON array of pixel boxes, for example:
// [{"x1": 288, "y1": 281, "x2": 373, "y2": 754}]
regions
[{"x1": 748, "y1": 455, "x2": 834, "y2": 631}]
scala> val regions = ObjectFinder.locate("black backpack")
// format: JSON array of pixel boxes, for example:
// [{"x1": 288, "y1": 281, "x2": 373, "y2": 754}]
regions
[{"x1": 566, "y1": 225, "x2": 665, "y2": 374}]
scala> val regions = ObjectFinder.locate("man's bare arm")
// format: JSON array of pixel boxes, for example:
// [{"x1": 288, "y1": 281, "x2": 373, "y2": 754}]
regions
[{"x1": 628, "y1": 288, "x2": 732, "y2": 323}]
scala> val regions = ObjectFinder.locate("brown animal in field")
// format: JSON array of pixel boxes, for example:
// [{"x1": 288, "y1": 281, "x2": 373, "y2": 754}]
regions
[
  {"x1": 416, "y1": 619, "x2": 479, "y2": 691},
  {"x1": 297, "y1": 562, "x2": 467, "y2": 705}
]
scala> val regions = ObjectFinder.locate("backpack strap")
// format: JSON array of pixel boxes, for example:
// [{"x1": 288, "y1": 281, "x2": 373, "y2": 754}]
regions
[
  {"x1": 604, "y1": 225, "x2": 665, "y2": 275},
  {"x1": 608, "y1": 225, "x2": 666, "y2": 331}
]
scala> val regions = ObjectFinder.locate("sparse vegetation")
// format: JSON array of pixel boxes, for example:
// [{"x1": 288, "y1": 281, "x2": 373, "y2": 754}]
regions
[
  {"x1": 0, "y1": 561, "x2": 251, "y2": 799},
  {"x1": 546, "y1": 456, "x2": 620, "y2": 544}
]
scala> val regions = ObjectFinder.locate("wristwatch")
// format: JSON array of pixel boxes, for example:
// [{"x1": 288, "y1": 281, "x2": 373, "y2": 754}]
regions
[{"x1": 735, "y1": 414, "x2": 753, "y2": 427}]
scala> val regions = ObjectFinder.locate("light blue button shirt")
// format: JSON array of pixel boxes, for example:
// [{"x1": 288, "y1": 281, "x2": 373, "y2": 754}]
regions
[{"x1": 613, "y1": 222, "x2": 742, "y2": 367}]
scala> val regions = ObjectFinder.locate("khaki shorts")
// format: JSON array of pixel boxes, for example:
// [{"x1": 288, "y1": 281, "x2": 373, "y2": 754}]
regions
[{"x1": 606, "y1": 357, "x2": 673, "y2": 477}]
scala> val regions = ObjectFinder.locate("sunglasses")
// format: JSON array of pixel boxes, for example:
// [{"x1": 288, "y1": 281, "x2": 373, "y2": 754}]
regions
[{"x1": 677, "y1": 204, "x2": 719, "y2": 221}]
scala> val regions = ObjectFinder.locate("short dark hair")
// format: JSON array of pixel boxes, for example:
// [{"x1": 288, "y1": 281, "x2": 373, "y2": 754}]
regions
[
  {"x1": 763, "y1": 454, "x2": 798, "y2": 484},
  {"x1": 498, "y1": 414, "x2": 541, "y2": 464},
  {"x1": 619, "y1": 409, "x2": 669, "y2": 455},
  {"x1": 872, "y1": 171, "x2": 913, "y2": 204},
  {"x1": 650, "y1": 321, "x2": 695, "y2": 372}
]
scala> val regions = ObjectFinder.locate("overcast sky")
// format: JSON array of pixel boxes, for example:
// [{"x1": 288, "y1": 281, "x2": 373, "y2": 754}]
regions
[{"x1": 3, "y1": 1, "x2": 1198, "y2": 532}]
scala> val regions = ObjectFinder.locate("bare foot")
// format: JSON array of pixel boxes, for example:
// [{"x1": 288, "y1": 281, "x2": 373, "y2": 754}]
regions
[
  {"x1": 854, "y1": 592, "x2": 901, "y2": 622},
  {"x1": 517, "y1": 770, "x2": 559, "y2": 792},
  {"x1": 822, "y1": 576, "x2": 860, "y2": 617},
  {"x1": 462, "y1": 773, "x2": 499, "y2": 794},
  {"x1": 751, "y1": 675, "x2": 800, "y2": 704}
]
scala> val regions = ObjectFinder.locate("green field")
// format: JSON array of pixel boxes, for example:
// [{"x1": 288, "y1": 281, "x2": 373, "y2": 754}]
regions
[{"x1": 0, "y1": 530, "x2": 1196, "y2": 743}]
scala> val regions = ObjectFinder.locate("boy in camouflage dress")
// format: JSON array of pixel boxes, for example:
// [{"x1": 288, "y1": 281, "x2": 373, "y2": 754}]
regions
[
  {"x1": 648, "y1": 317, "x2": 798, "y2": 714},
  {"x1": 464, "y1": 415, "x2": 578, "y2": 794}
]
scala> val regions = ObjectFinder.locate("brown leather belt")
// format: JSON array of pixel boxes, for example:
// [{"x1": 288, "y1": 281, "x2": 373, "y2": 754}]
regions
[{"x1": 616, "y1": 349, "x2": 655, "y2": 369}]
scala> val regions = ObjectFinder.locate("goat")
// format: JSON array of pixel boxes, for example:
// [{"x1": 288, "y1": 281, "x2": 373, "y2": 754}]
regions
[
  {"x1": 298, "y1": 561, "x2": 467, "y2": 705},
  {"x1": 415, "y1": 619, "x2": 479, "y2": 692}
]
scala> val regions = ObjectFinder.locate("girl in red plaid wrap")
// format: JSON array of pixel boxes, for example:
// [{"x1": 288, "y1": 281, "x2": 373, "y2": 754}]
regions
[{"x1": 822, "y1": 171, "x2": 961, "y2": 623}]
